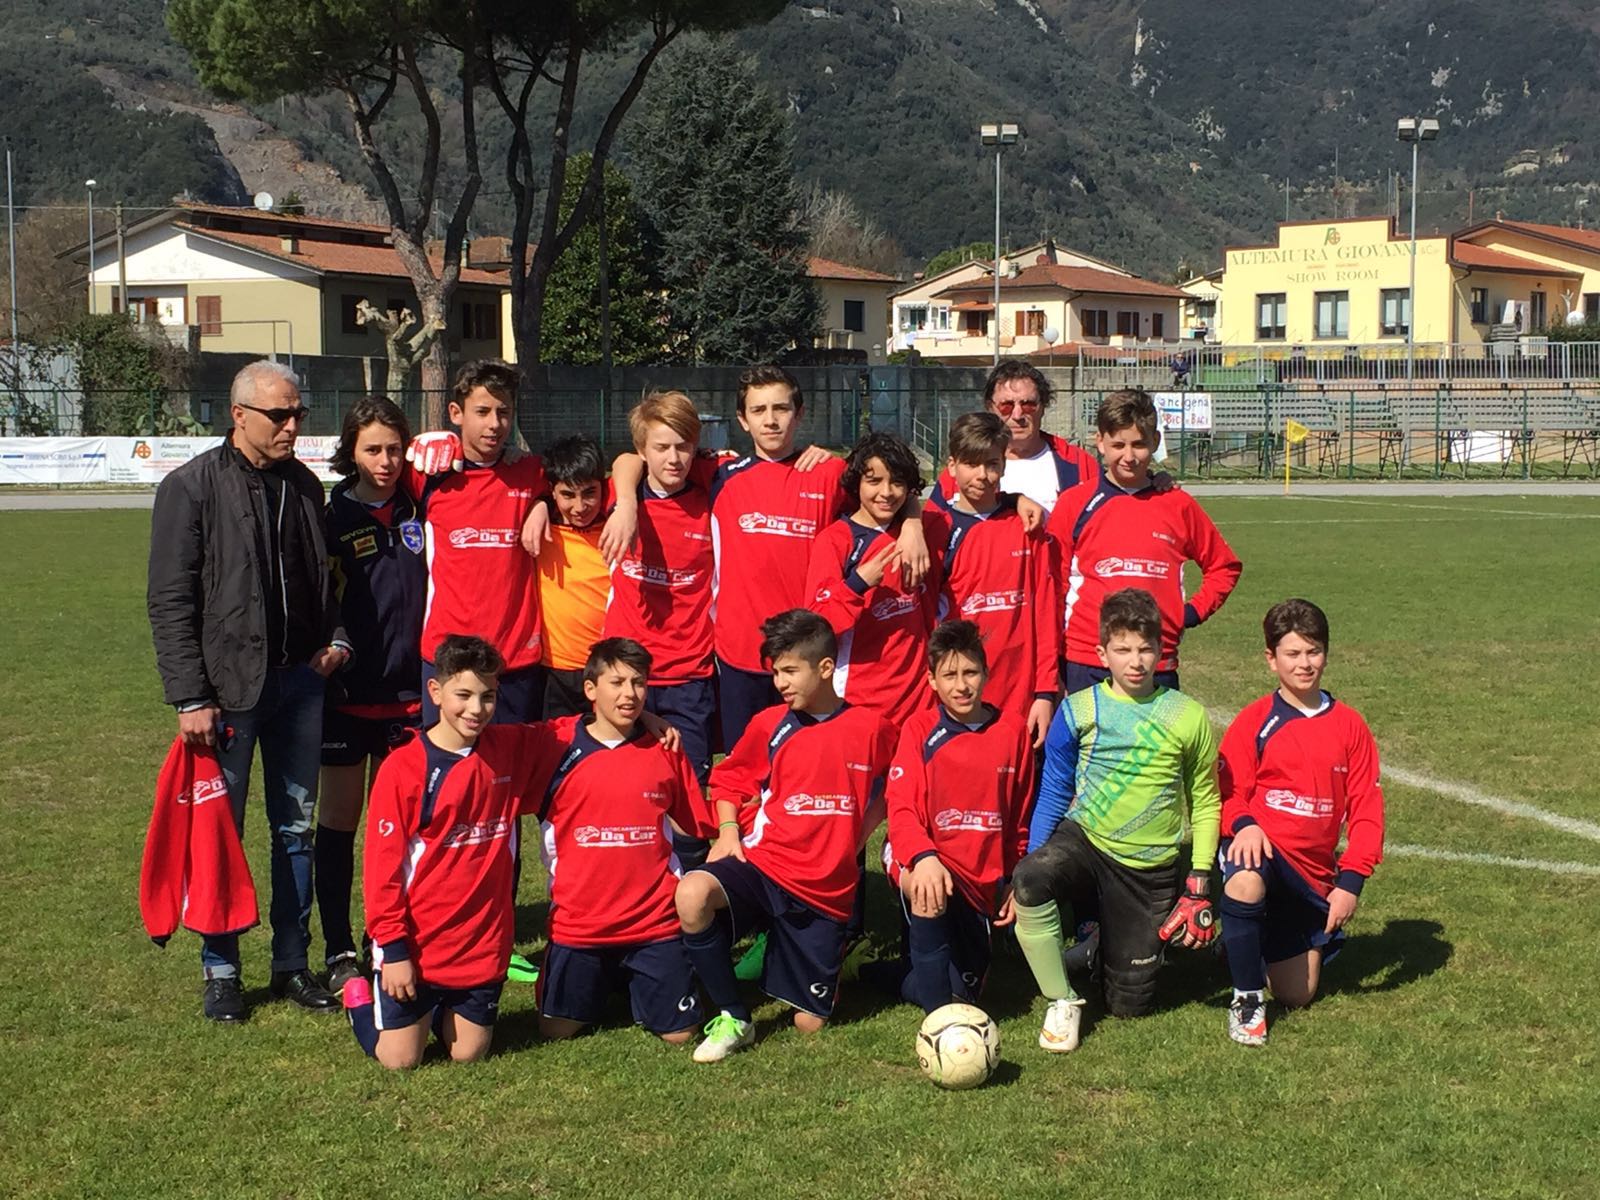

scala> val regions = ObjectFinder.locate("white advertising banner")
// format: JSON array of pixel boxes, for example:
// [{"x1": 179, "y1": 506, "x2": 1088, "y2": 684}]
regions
[
  {"x1": 292, "y1": 436, "x2": 342, "y2": 483},
  {"x1": 1150, "y1": 391, "x2": 1213, "y2": 432},
  {"x1": 104, "y1": 437, "x2": 224, "y2": 484},
  {"x1": 0, "y1": 437, "x2": 110, "y2": 484}
]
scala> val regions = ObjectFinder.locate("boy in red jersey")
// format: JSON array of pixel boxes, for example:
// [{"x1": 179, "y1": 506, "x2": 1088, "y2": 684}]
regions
[
  {"x1": 807, "y1": 432, "x2": 942, "y2": 727},
  {"x1": 536, "y1": 638, "x2": 709, "y2": 1045},
  {"x1": 675, "y1": 610, "x2": 898, "y2": 1062},
  {"x1": 922, "y1": 412, "x2": 1060, "y2": 746},
  {"x1": 601, "y1": 391, "x2": 717, "y2": 786},
  {"x1": 882, "y1": 620, "x2": 1033, "y2": 1013},
  {"x1": 1218, "y1": 599, "x2": 1385, "y2": 1046},
  {"x1": 536, "y1": 435, "x2": 611, "y2": 720},
  {"x1": 1047, "y1": 388, "x2": 1242, "y2": 695},
  {"x1": 358, "y1": 635, "x2": 565, "y2": 1069},
  {"x1": 409, "y1": 361, "x2": 549, "y2": 723}
]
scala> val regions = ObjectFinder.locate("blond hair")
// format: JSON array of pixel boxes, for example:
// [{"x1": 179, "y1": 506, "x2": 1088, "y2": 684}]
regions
[{"x1": 629, "y1": 390, "x2": 702, "y2": 451}]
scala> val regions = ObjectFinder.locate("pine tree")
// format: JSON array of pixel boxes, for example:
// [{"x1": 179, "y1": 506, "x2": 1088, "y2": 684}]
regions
[{"x1": 632, "y1": 37, "x2": 819, "y2": 364}]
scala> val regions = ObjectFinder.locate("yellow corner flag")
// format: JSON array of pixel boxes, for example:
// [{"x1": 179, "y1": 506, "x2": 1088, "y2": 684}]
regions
[{"x1": 1283, "y1": 419, "x2": 1310, "y2": 494}]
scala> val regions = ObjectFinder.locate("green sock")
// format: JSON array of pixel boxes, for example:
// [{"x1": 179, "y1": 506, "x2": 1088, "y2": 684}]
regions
[{"x1": 1014, "y1": 899, "x2": 1078, "y2": 1002}]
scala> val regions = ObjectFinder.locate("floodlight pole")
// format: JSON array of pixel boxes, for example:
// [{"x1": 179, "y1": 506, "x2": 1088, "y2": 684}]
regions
[
  {"x1": 979, "y1": 122, "x2": 1020, "y2": 367},
  {"x1": 5, "y1": 141, "x2": 17, "y2": 370},
  {"x1": 85, "y1": 179, "x2": 97, "y2": 315},
  {"x1": 1396, "y1": 116, "x2": 1439, "y2": 388}
]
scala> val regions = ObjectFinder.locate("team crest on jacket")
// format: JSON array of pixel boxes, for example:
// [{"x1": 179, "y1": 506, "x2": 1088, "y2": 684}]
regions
[{"x1": 400, "y1": 519, "x2": 425, "y2": 554}]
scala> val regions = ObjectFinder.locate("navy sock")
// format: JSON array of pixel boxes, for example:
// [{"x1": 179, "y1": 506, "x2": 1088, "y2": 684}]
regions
[
  {"x1": 343, "y1": 979, "x2": 379, "y2": 1058},
  {"x1": 844, "y1": 850, "x2": 869, "y2": 944},
  {"x1": 1221, "y1": 892, "x2": 1269, "y2": 992},
  {"x1": 672, "y1": 831, "x2": 710, "y2": 873},
  {"x1": 682, "y1": 919, "x2": 750, "y2": 1021},
  {"x1": 314, "y1": 825, "x2": 358, "y2": 961},
  {"x1": 903, "y1": 912, "x2": 954, "y2": 1013}
]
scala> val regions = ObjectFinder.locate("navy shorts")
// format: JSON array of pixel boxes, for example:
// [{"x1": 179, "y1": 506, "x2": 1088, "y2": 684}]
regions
[
  {"x1": 646, "y1": 675, "x2": 716, "y2": 785},
  {"x1": 320, "y1": 706, "x2": 420, "y2": 767},
  {"x1": 716, "y1": 658, "x2": 779, "y2": 755},
  {"x1": 900, "y1": 888, "x2": 992, "y2": 1003},
  {"x1": 693, "y1": 856, "x2": 848, "y2": 1019},
  {"x1": 1220, "y1": 846, "x2": 1345, "y2": 966},
  {"x1": 422, "y1": 661, "x2": 545, "y2": 726},
  {"x1": 373, "y1": 974, "x2": 503, "y2": 1031},
  {"x1": 542, "y1": 667, "x2": 589, "y2": 721},
  {"x1": 1064, "y1": 659, "x2": 1180, "y2": 695},
  {"x1": 538, "y1": 939, "x2": 703, "y2": 1034}
]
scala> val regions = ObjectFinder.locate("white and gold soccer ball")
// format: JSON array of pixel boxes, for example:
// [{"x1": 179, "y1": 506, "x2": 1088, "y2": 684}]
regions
[{"x1": 915, "y1": 1003, "x2": 1000, "y2": 1090}]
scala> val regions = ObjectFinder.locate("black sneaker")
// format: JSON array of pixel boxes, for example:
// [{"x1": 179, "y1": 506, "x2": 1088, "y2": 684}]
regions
[
  {"x1": 326, "y1": 954, "x2": 364, "y2": 996},
  {"x1": 270, "y1": 969, "x2": 339, "y2": 1011},
  {"x1": 203, "y1": 977, "x2": 248, "y2": 1023}
]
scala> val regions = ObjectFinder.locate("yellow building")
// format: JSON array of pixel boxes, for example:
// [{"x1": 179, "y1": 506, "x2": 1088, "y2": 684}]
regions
[
  {"x1": 1216, "y1": 216, "x2": 1581, "y2": 348},
  {"x1": 808, "y1": 257, "x2": 900, "y2": 363},
  {"x1": 74, "y1": 205, "x2": 509, "y2": 364}
]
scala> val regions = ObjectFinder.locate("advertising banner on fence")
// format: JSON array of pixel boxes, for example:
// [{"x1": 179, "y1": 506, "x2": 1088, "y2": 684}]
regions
[
  {"x1": 104, "y1": 437, "x2": 224, "y2": 484},
  {"x1": 0, "y1": 437, "x2": 109, "y2": 484},
  {"x1": 1150, "y1": 392, "x2": 1213, "y2": 432}
]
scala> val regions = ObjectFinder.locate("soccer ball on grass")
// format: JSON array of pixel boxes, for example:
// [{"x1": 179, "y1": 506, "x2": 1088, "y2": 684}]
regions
[{"x1": 915, "y1": 1003, "x2": 1000, "y2": 1090}]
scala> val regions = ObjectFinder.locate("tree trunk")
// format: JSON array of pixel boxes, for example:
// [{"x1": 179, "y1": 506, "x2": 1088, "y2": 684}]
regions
[{"x1": 418, "y1": 302, "x2": 450, "y2": 430}]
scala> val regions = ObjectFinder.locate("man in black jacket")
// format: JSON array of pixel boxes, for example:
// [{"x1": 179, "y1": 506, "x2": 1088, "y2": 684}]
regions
[{"x1": 148, "y1": 360, "x2": 351, "y2": 1022}]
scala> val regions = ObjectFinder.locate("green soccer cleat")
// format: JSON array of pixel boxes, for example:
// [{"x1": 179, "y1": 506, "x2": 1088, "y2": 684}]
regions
[
  {"x1": 506, "y1": 952, "x2": 540, "y2": 984},
  {"x1": 733, "y1": 932, "x2": 767, "y2": 981},
  {"x1": 692, "y1": 1011, "x2": 755, "y2": 1063}
]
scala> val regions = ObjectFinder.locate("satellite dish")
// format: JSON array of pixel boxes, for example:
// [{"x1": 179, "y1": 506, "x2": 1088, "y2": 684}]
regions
[
  {"x1": 253, "y1": 192, "x2": 275, "y2": 212},
  {"x1": 1042, "y1": 325, "x2": 1060, "y2": 345}
]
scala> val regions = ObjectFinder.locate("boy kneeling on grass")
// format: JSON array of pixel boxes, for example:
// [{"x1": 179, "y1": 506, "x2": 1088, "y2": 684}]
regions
[
  {"x1": 1217, "y1": 599, "x2": 1385, "y2": 1046},
  {"x1": 674, "y1": 610, "x2": 897, "y2": 1063},
  {"x1": 1011, "y1": 587, "x2": 1223, "y2": 1053}
]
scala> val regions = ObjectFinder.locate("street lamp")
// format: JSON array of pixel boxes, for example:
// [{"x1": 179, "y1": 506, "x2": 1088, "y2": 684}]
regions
[
  {"x1": 979, "y1": 122, "x2": 1021, "y2": 366},
  {"x1": 1396, "y1": 117, "x2": 1439, "y2": 384},
  {"x1": 85, "y1": 179, "x2": 98, "y2": 314}
]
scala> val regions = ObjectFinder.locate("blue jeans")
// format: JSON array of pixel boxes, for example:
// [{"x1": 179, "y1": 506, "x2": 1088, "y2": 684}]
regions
[{"x1": 201, "y1": 663, "x2": 325, "y2": 980}]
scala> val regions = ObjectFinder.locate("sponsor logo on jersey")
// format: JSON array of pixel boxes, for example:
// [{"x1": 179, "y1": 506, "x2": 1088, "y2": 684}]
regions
[
  {"x1": 1152, "y1": 530, "x2": 1177, "y2": 546},
  {"x1": 782, "y1": 793, "x2": 857, "y2": 816},
  {"x1": 505, "y1": 488, "x2": 534, "y2": 499},
  {"x1": 573, "y1": 824, "x2": 660, "y2": 848},
  {"x1": 448, "y1": 526, "x2": 520, "y2": 549},
  {"x1": 870, "y1": 593, "x2": 921, "y2": 621},
  {"x1": 846, "y1": 761, "x2": 871, "y2": 772},
  {"x1": 353, "y1": 534, "x2": 379, "y2": 559},
  {"x1": 1263, "y1": 789, "x2": 1336, "y2": 819},
  {"x1": 682, "y1": 529, "x2": 711, "y2": 542},
  {"x1": 888, "y1": 765, "x2": 906, "y2": 781},
  {"x1": 178, "y1": 776, "x2": 231, "y2": 808},
  {"x1": 377, "y1": 819, "x2": 396, "y2": 837},
  {"x1": 1093, "y1": 556, "x2": 1171, "y2": 580},
  {"x1": 737, "y1": 512, "x2": 818, "y2": 539},
  {"x1": 961, "y1": 589, "x2": 1025, "y2": 615},
  {"x1": 799, "y1": 491, "x2": 826, "y2": 501},
  {"x1": 620, "y1": 560, "x2": 703, "y2": 588},
  {"x1": 934, "y1": 807, "x2": 1003, "y2": 832},
  {"x1": 441, "y1": 817, "x2": 513, "y2": 847}
]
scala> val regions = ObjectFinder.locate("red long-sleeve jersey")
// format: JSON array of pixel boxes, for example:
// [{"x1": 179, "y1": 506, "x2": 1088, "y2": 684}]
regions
[
  {"x1": 709, "y1": 453, "x2": 851, "y2": 672},
  {"x1": 1219, "y1": 692, "x2": 1385, "y2": 897},
  {"x1": 364, "y1": 725, "x2": 563, "y2": 988},
  {"x1": 883, "y1": 706, "x2": 1034, "y2": 916},
  {"x1": 602, "y1": 478, "x2": 715, "y2": 685},
  {"x1": 537, "y1": 719, "x2": 710, "y2": 947},
  {"x1": 1047, "y1": 477, "x2": 1242, "y2": 672},
  {"x1": 806, "y1": 517, "x2": 941, "y2": 726},
  {"x1": 921, "y1": 498, "x2": 1060, "y2": 713},
  {"x1": 710, "y1": 702, "x2": 898, "y2": 922},
  {"x1": 411, "y1": 450, "x2": 547, "y2": 670}
]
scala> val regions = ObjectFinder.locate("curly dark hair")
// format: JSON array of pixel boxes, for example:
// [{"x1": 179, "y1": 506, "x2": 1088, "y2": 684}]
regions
[
  {"x1": 842, "y1": 431, "x2": 924, "y2": 512},
  {"x1": 330, "y1": 395, "x2": 411, "y2": 479}
]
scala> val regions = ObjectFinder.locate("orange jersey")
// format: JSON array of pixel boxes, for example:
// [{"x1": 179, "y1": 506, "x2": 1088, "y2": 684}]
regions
[{"x1": 538, "y1": 524, "x2": 610, "y2": 671}]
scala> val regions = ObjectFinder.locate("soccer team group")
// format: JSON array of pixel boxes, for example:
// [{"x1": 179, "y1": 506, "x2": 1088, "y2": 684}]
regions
[{"x1": 297, "y1": 358, "x2": 1385, "y2": 1069}]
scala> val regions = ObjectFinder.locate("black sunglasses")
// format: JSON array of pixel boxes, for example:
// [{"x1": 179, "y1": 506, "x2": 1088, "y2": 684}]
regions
[{"x1": 239, "y1": 403, "x2": 311, "y2": 424}]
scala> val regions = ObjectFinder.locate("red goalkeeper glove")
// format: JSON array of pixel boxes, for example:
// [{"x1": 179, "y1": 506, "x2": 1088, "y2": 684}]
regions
[{"x1": 1158, "y1": 872, "x2": 1216, "y2": 947}]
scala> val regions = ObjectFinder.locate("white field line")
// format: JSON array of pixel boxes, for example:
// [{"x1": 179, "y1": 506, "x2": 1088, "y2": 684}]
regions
[
  {"x1": 1224, "y1": 515, "x2": 1574, "y2": 526},
  {"x1": 1202, "y1": 706, "x2": 1600, "y2": 846},
  {"x1": 1387, "y1": 843, "x2": 1600, "y2": 878},
  {"x1": 1296, "y1": 496, "x2": 1600, "y2": 519}
]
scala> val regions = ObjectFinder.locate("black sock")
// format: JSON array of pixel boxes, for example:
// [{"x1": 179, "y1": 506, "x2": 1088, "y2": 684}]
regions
[
  {"x1": 314, "y1": 825, "x2": 358, "y2": 962},
  {"x1": 682, "y1": 919, "x2": 750, "y2": 1021},
  {"x1": 1220, "y1": 892, "x2": 1269, "y2": 992},
  {"x1": 904, "y1": 911, "x2": 955, "y2": 1013}
]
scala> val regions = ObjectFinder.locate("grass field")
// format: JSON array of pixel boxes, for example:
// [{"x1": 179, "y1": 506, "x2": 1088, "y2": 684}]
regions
[{"x1": 3, "y1": 493, "x2": 1598, "y2": 1199}]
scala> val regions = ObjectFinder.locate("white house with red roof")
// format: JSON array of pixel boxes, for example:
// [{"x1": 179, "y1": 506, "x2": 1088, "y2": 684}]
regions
[{"x1": 808, "y1": 256, "x2": 901, "y2": 363}]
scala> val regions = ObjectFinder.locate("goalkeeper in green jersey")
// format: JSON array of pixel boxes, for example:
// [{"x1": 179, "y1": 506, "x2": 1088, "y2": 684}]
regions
[{"x1": 1012, "y1": 588, "x2": 1222, "y2": 1052}]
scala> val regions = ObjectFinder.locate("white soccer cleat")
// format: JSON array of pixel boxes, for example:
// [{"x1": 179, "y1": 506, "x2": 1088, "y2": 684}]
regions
[
  {"x1": 1228, "y1": 992, "x2": 1268, "y2": 1046},
  {"x1": 692, "y1": 1012, "x2": 755, "y2": 1063},
  {"x1": 1039, "y1": 996, "x2": 1086, "y2": 1053}
]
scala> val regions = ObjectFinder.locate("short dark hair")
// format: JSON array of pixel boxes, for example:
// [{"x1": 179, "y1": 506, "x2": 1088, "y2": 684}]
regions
[
  {"x1": 737, "y1": 365, "x2": 804, "y2": 414},
  {"x1": 433, "y1": 634, "x2": 504, "y2": 682},
  {"x1": 544, "y1": 434, "x2": 606, "y2": 488},
  {"x1": 760, "y1": 608, "x2": 837, "y2": 666},
  {"x1": 1263, "y1": 598, "x2": 1330, "y2": 652},
  {"x1": 1098, "y1": 587, "x2": 1162, "y2": 646},
  {"x1": 843, "y1": 432, "x2": 924, "y2": 509},
  {"x1": 451, "y1": 359, "x2": 520, "y2": 407},
  {"x1": 1097, "y1": 388, "x2": 1159, "y2": 445},
  {"x1": 928, "y1": 619, "x2": 988, "y2": 674},
  {"x1": 982, "y1": 359, "x2": 1053, "y2": 411},
  {"x1": 947, "y1": 412, "x2": 1010, "y2": 464},
  {"x1": 583, "y1": 637, "x2": 653, "y2": 685},
  {"x1": 330, "y1": 395, "x2": 411, "y2": 479}
]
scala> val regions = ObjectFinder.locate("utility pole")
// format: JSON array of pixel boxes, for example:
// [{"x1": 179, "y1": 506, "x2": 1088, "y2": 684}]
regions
[
  {"x1": 116, "y1": 202, "x2": 128, "y2": 316},
  {"x1": 5, "y1": 140, "x2": 18, "y2": 370},
  {"x1": 85, "y1": 179, "x2": 97, "y2": 314}
]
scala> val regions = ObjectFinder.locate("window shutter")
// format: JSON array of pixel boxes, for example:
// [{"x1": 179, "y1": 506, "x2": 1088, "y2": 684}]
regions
[{"x1": 196, "y1": 295, "x2": 222, "y2": 336}]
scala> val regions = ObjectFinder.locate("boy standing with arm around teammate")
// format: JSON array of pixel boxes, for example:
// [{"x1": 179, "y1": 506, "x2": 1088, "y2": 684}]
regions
[
  {"x1": 535, "y1": 435, "x2": 612, "y2": 719},
  {"x1": 1217, "y1": 599, "x2": 1385, "y2": 1045}
]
